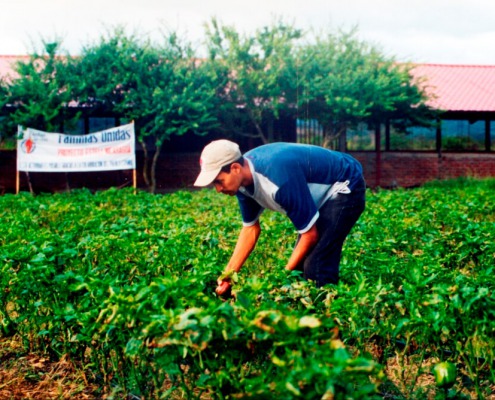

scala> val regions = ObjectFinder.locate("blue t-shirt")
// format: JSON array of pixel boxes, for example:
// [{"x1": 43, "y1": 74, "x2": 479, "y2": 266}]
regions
[{"x1": 236, "y1": 143, "x2": 363, "y2": 233}]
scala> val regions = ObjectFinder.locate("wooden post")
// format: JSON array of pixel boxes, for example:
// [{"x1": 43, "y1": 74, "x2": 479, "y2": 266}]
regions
[
  {"x1": 131, "y1": 120, "x2": 136, "y2": 193},
  {"x1": 133, "y1": 168, "x2": 137, "y2": 193},
  {"x1": 16, "y1": 170, "x2": 20, "y2": 194},
  {"x1": 436, "y1": 120, "x2": 442, "y2": 155}
]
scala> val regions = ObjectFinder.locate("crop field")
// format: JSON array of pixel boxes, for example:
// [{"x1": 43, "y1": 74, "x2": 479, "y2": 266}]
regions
[{"x1": 0, "y1": 178, "x2": 494, "y2": 399}]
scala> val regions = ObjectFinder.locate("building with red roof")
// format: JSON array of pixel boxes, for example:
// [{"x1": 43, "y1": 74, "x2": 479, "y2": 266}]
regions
[
  {"x1": 1, "y1": 55, "x2": 494, "y2": 152},
  {"x1": 1, "y1": 56, "x2": 494, "y2": 190},
  {"x1": 365, "y1": 63, "x2": 494, "y2": 154},
  {"x1": 406, "y1": 64, "x2": 495, "y2": 153}
]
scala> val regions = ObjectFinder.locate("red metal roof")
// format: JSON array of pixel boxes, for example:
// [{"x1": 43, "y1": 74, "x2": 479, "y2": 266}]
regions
[
  {"x1": 411, "y1": 64, "x2": 495, "y2": 112},
  {"x1": 0, "y1": 55, "x2": 30, "y2": 81}
]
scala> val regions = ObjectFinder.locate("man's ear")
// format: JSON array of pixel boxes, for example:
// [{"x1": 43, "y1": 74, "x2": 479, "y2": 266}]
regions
[{"x1": 230, "y1": 163, "x2": 242, "y2": 174}]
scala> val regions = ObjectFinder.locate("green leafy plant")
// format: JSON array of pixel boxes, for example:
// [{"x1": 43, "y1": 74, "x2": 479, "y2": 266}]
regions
[{"x1": 1, "y1": 178, "x2": 494, "y2": 398}]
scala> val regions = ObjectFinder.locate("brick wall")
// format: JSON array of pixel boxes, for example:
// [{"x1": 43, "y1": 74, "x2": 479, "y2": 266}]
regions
[
  {"x1": 352, "y1": 152, "x2": 495, "y2": 188},
  {"x1": 1, "y1": 150, "x2": 494, "y2": 193}
]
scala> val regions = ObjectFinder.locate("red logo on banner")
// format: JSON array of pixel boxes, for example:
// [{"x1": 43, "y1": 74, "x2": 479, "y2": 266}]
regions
[{"x1": 21, "y1": 137, "x2": 35, "y2": 154}]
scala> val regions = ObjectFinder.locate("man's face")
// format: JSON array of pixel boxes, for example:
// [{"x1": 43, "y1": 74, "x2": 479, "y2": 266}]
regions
[{"x1": 212, "y1": 164, "x2": 242, "y2": 196}]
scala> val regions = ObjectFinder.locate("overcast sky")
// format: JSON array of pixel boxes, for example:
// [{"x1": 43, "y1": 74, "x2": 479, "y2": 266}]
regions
[{"x1": 1, "y1": 0, "x2": 495, "y2": 65}]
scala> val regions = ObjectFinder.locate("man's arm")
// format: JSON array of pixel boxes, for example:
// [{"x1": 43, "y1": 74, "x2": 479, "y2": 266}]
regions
[
  {"x1": 285, "y1": 224, "x2": 319, "y2": 271},
  {"x1": 216, "y1": 221, "x2": 261, "y2": 295}
]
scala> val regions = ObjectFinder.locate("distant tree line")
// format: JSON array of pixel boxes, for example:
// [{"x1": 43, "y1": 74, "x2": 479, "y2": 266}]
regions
[{"x1": 0, "y1": 19, "x2": 437, "y2": 192}]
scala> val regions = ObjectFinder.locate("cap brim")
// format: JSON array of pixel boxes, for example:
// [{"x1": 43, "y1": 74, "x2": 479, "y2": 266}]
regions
[{"x1": 193, "y1": 168, "x2": 221, "y2": 187}]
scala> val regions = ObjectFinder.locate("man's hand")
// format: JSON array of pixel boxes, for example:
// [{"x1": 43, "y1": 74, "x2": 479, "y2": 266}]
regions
[
  {"x1": 215, "y1": 279, "x2": 231, "y2": 296},
  {"x1": 215, "y1": 222, "x2": 261, "y2": 297}
]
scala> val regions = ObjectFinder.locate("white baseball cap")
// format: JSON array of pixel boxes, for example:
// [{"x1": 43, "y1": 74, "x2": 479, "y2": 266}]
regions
[{"x1": 194, "y1": 140, "x2": 242, "y2": 187}]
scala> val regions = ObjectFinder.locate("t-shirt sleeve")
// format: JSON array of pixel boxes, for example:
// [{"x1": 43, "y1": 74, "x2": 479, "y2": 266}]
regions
[
  {"x1": 275, "y1": 174, "x2": 319, "y2": 233},
  {"x1": 236, "y1": 192, "x2": 263, "y2": 226}
]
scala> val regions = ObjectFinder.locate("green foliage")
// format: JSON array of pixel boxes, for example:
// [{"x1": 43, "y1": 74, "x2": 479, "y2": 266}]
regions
[
  {"x1": 1, "y1": 178, "x2": 494, "y2": 398},
  {"x1": 1, "y1": 23, "x2": 435, "y2": 156},
  {"x1": 72, "y1": 27, "x2": 219, "y2": 140},
  {"x1": 296, "y1": 29, "x2": 437, "y2": 147},
  {"x1": 204, "y1": 18, "x2": 302, "y2": 143},
  {"x1": 0, "y1": 41, "x2": 80, "y2": 136},
  {"x1": 70, "y1": 28, "x2": 221, "y2": 192},
  {"x1": 337, "y1": 178, "x2": 495, "y2": 398},
  {"x1": 442, "y1": 136, "x2": 482, "y2": 151}
]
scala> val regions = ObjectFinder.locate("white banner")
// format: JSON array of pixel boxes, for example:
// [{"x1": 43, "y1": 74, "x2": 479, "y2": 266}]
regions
[{"x1": 17, "y1": 123, "x2": 136, "y2": 172}]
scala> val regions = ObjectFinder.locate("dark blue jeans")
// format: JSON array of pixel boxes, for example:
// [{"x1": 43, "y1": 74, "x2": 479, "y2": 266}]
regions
[{"x1": 296, "y1": 178, "x2": 366, "y2": 287}]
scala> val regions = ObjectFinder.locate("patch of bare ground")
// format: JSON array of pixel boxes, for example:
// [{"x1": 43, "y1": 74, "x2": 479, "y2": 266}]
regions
[
  {"x1": 0, "y1": 337, "x2": 99, "y2": 399},
  {"x1": 0, "y1": 337, "x2": 212, "y2": 399}
]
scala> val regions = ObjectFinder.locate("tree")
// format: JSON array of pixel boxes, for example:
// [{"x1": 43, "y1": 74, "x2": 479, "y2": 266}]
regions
[
  {"x1": 71, "y1": 28, "x2": 220, "y2": 192},
  {"x1": 204, "y1": 18, "x2": 302, "y2": 144},
  {"x1": 124, "y1": 34, "x2": 221, "y2": 193},
  {"x1": 296, "y1": 29, "x2": 436, "y2": 149},
  {"x1": 0, "y1": 41, "x2": 81, "y2": 192},
  {"x1": 0, "y1": 41, "x2": 79, "y2": 137}
]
